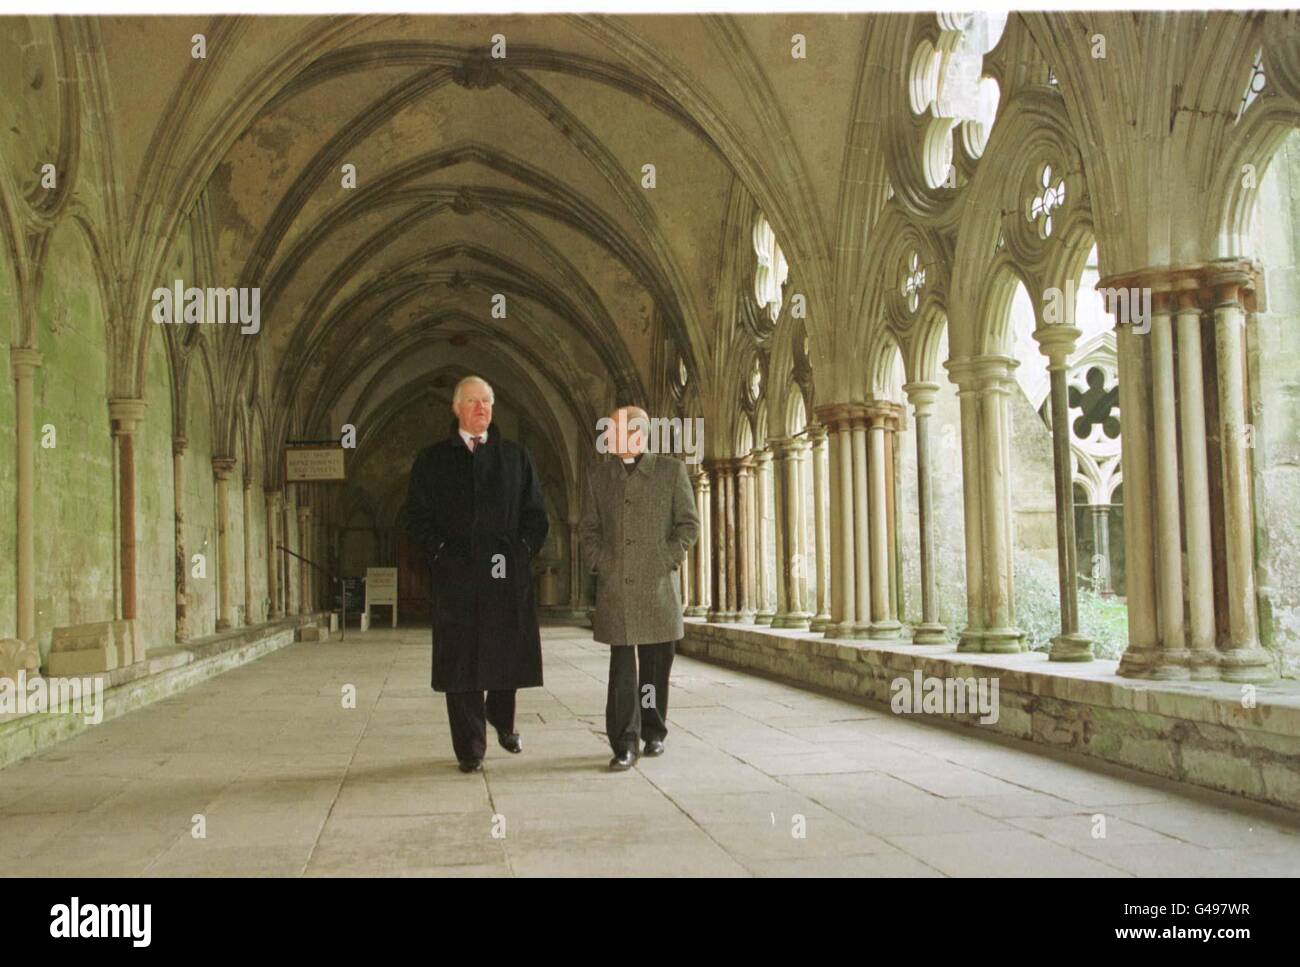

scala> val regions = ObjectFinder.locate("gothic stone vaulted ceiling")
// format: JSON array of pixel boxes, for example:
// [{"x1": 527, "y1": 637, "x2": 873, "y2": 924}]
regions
[
  {"x1": 23, "y1": 13, "x2": 887, "y2": 469},
  {"x1": 6, "y1": 12, "x2": 1296, "y2": 478}
]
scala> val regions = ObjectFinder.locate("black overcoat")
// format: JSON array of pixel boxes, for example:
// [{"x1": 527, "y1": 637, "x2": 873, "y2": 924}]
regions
[{"x1": 398, "y1": 420, "x2": 549, "y2": 692}]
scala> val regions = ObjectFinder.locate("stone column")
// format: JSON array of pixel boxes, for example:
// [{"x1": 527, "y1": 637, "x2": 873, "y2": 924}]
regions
[
  {"x1": 569, "y1": 520, "x2": 583, "y2": 614},
  {"x1": 297, "y1": 505, "x2": 311, "y2": 615},
  {"x1": 792, "y1": 436, "x2": 812, "y2": 626},
  {"x1": 10, "y1": 347, "x2": 41, "y2": 662},
  {"x1": 737, "y1": 457, "x2": 755, "y2": 622},
  {"x1": 1149, "y1": 293, "x2": 1191, "y2": 673},
  {"x1": 819, "y1": 408, "x2": 856, "y2": 638},
  {"x1": 884, "y1": 405, "x2": 902, "y2": 624},
  {"x1": 771, "y1": 438, "x2": 809, "y2": 629},
  {"x1": 1033, "y1": 323, "x2": 1093, "y2": 662},
  {"x1": 754, "y1": 449, "x2": 775, "y2": 624},
  {"x1": 174, "y1": 438, "x2": 190, "y2": 640},
  {"x1": 808, "y1": 424, "x2": 831, "y2": 632},
  {"x1": 902, "y1": 383, "x2": 946, "y2": 643},
  {"x1": 866, "y1": 405, "x2": 901, "y2": 637},
  {"x1": 1112, "y1": 319, "x2": 1162, "y2": 677},
  {"x1": 707, "y1": 460, "x2": 727, "y2": 622},
  {"x1": 265, "y1": 490, "x2": 282, "y2": 619},
  {"x1": 849, "y1": 410, "x2": 872, "y2": 637},
  {"x1": 1089, "y1": 505, "x2": 1112, "y2": 596},
  {"x1": 212, "y1": 456, "x2": 238, "y2": 630},
  {"x1": 724, "y1": 461, "x2": 739, "y2": 620},
  {"x1": 1174, "y1": 285, "x2": 1217, "y2": 678},
  {"x1": 946, "y1": 359, "x2": 985, "y2": 651},
  {"x1": 110, "y1": 399, "x2": 148, "y2": 624},
  {"x1": 976, "y1": 358, "x2": 1024, "y2": 651},
  {"x1": 1210, "y1": 269, "x2": 1273, "y2": 682},
  {"x1": 687, "y1": 471, "x2": 708, "y2": 616},
  {"x1": 242, "y1": 479, "x2": 255, "y2": 625}
]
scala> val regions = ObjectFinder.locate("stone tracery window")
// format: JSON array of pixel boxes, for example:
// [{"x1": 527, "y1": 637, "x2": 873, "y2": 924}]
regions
[
  {"x1": 900, "y1": 251, "x2": 926, "y2": 313},
  {"x1": 748, "y1": 356, "x2": 762, "y2": 402},
  {"x1": 1026, "y1": 164, "x2": 1066, "y2": 238},
  {"x1": 678, "y1": 357, "x2": 689, "y2": 387},
  {"x1": 753, "y1": 214, "x2": 789, "y2": 322},
  {"x1": 908, "y1": 12, "x2": 1007, "y2": 187},
  {"x1": 1237, "y1": 48, "x2": 1266, "y2": 123}
]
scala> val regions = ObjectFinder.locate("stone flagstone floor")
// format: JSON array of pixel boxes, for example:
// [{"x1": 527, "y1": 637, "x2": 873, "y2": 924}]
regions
[{"x1": 1, "y1": 623, "x2": 1297, "y2": 877}]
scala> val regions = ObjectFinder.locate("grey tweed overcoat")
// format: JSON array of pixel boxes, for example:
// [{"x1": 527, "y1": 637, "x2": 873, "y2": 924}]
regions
[{"x1": 579, "y1": 453, "x2": 700, "y2": 646}]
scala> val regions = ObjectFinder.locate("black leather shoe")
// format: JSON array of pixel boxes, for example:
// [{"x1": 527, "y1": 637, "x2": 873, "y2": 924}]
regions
[
  {"x1": 457, "y1": 759, "x2": 483, "y2": 773},
  {"x1": 643, "y1": 739, "x2": 665, "y2": 757},
  {"x1": 496, "y1": 729, "x2": 522, "y2": 754},
  {"x1": 608, "y1": 749, "x2": 638, "y2": 771}
]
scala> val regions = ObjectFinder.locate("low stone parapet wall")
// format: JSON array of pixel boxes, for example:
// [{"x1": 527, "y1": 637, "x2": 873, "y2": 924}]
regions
[
  {"x1": 0, "y1": 613, "x2": 329, "y2": 770},
  {"x1": 681, "y1": 619, "x2": 1300, "y2": 812}
]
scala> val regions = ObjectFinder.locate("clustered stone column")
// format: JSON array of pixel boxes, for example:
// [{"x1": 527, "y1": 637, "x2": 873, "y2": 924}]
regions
[
  {"x1": 688, "y1": 470, "x2": 710, "y2": 617},
  {"x1": 242, "y1": 479, "x2": 255, "y2": 624},
  {"x1": 9, "y1": 347, "x2": 42, "y2": 669},
  {"x1": 736, "y1": 456, "x2": 755, "y2": 622},
  {"x1": 866, "y1": 403, "x2": 901, "y2": 638},
  {"x1": 110, "y1": 399, "x2": 148, "y2": 625},
  {"x1": 706, "y1": 459, "x2": 733, "y2": 622},
  {"x1": 770, "y1": 437, "x2": 811, "y2": 629},
  {"x1": 901, "y1": 383, "x2": 946, "y2": 643},
  {"x1": 1105, "y1": 263, "x2": 1273, "y2": 683},
  {"x1": 753, "y1": 449, "x2": 774, "y2": 623},
  {"x1": 173, "y1": 438, "x2": 190, "y2": 639},
  {"x1": 1032, "y1": 322, "x2": 1093, "y2": 662},
  {"x1": 807, "y1": 424, "x2": 831, "y2": 631},
  {"x1": 816, "y1": 405, "x2": 855, "y2": 638},
  {"x1": 265, "y1": 489, "x2": 282, "y2": 619},
  {"x1": 944, "y1": 356, "x2": 1024, "y2": 653},
  {"x1": 297, "y1": 504, "x2": 312, "y2": 616},
  {"x1": 212, "y1": 456, "x2": 238, "y2": 630}
]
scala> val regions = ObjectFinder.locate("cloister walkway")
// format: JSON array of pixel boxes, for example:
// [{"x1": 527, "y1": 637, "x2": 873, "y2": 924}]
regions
[{"x1": 1, "y1": 624, "x2": 1297, "y2": 877}]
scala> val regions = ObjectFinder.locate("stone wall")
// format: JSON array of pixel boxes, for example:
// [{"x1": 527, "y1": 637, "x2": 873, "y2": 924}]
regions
[
  {"x1": 1251, "y1": 129, "x2": 1300, "y2": 679},
  {"x1": 32, "y1": 224, "x2": 116, "y2": 664}
]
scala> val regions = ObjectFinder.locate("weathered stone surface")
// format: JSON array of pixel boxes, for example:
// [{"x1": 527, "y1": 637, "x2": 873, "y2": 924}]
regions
[{"x1": 684, "y1": 622, "x2": 1300, "y2": 811}]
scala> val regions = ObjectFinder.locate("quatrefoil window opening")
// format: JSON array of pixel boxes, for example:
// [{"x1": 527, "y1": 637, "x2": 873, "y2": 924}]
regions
[
  {"x1": 901, "y1": 252, "x2": 926, "y2": 313},
  {"x1": 908, "y1": 12, "x2": 1006, "y2": 186},
  {"x1": 1027, "y1": 164, "x2": 1066, "y2": 238}
]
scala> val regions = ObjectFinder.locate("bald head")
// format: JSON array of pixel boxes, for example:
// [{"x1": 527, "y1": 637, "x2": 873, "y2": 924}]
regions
[{"x1": 606, "y1": 405, "x2": 649, "y2": 458}]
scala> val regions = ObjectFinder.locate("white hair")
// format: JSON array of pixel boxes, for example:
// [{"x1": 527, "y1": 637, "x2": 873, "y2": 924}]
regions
[{"x1": 452, "y1": 375, "x2": 494, "y2": 406}]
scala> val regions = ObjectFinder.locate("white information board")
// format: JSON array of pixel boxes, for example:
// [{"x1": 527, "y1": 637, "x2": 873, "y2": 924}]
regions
[{"x1": 365, "y1": 567, "x2": 398, "y2": 628}]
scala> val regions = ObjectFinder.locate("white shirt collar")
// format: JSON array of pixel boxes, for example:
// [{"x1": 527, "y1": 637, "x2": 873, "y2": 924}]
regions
[{"x1": 459, "y1": 428, "x2": 486, "y2": 448}]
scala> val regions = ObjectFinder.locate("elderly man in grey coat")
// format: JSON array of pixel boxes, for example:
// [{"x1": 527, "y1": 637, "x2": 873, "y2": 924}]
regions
[{"x1": 580, "y1": 406, "x2": 700, "y2": 770}]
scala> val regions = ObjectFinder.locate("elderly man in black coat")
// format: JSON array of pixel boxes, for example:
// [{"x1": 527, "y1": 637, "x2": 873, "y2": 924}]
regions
[{"x1": 399, "y1": 375, "x2": 549, "y2": 773}]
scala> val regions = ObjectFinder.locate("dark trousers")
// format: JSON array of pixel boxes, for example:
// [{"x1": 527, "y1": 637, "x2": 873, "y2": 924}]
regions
[
  {"x1": 606, "y1": 641, "x2": 676, "y2": 755},
  {"x1": 445, "y1": 690, "x2": 516, "y2": 763}
]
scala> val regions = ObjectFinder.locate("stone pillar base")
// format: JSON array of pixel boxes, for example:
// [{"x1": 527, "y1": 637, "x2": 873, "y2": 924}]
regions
[
  {"x1": 911, "y1": 623, "x2": 947, "y2": 645},
  {"x1": 978, "y1": 628, "x2": 1026, "y2": 653},
  {"x1": 754, "y1": 610, "x2": 775, "y2": 626},
  {"x1": 1049, "y1": 632, "x2": 1093, "y2": 662},
  {"x1": 809, "y1": 613, "x2": 831, "y2": 633},
  {"x1": 770, "y1": 612, "x2": 811, "y2": 630},
  {"x1": 869, "y1": 620, "x2": 902, "y2": 640},
  {"x1": 685, "y1": 606, "x2": 708, "y2": 617},
  {"x1": 1218, "y1": 648, "x2": 1276, "y2": 684},
  {"x1": 1117, "y1": 645, "x2": 1191, "y2": 680}
]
